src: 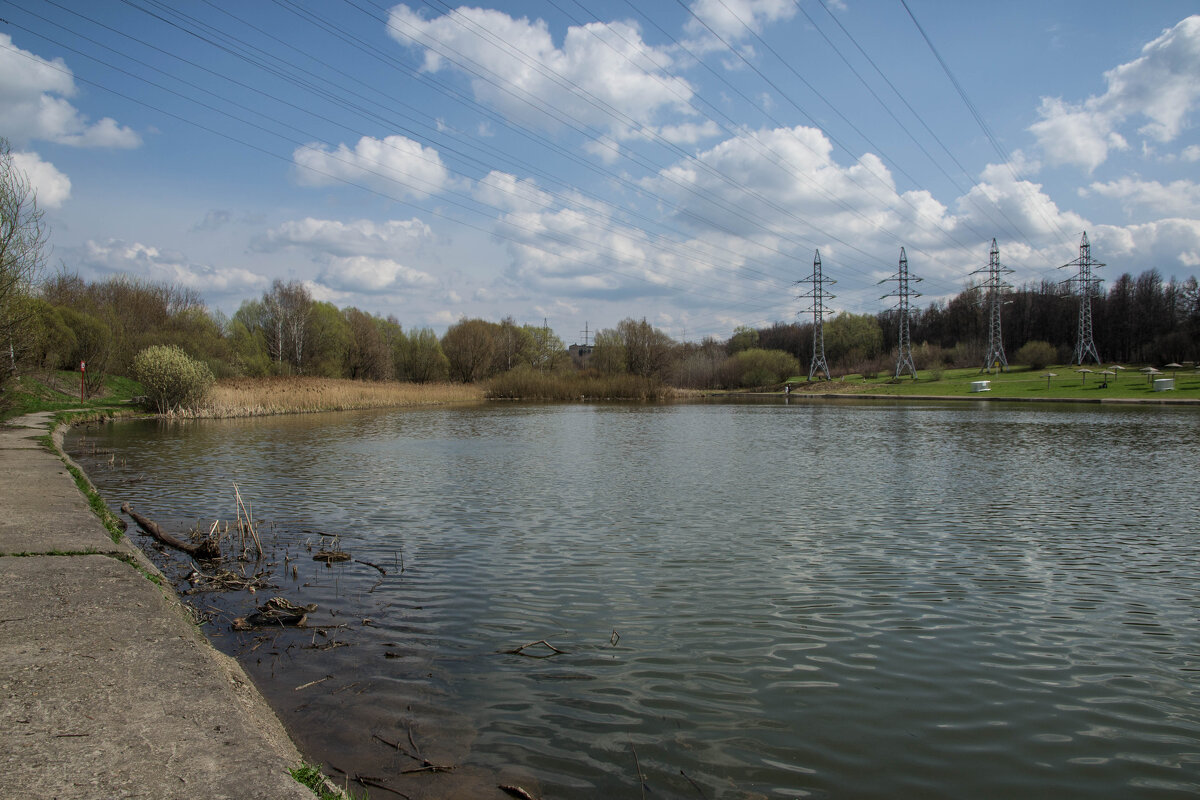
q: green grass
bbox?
[0,370,145,422]
[61,457,127,543]
[786,364,1200,402]
[290,763,361,799]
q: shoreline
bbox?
[0,412,328,799]
[777,390,1200,406]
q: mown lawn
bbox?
[787,365,1200,401]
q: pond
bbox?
[67,400,1200,799]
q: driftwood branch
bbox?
[121,502,220,560]
[371,730,455,773]
[500,639,566,658]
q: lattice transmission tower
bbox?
[879,247,922,379]
[972,239,1014,373]
[1059,232,1104,365]
[796,249,836,381]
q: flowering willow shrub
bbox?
[132,344,214,413]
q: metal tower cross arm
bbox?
[879,246,923,379]
[796,249,837,381]
[972,238,1014,374]
[1059,232,1104,365]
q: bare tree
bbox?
[1,139,49,378]
[261,280,312,372]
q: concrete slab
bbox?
[0,412,52,449]
[0,416,130,556]
[0,448,127,556]
[0,412,317,799]
[0,555,313,800]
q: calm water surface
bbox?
[69,400,1200,799]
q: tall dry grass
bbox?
[486,369,675,401]
[181,377,484,418]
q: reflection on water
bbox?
[69,401,1200,799]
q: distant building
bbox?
[568,343,593,368]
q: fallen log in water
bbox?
[121,502,221,560]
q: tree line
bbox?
[6,264,1196,396]
[4,139,1197,393]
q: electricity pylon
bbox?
[796,249,836,381]
[1060,232,1104,365]
[879,247,922,379]
[972,239,1013,373]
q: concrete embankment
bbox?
[0,412,315,800]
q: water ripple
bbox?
[68,402,1200,799]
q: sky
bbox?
[3,0,1199,344]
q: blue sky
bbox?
[3,1,1199,343]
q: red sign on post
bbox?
[80,361,86,403]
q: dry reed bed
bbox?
[486,370,675,401]
[181,377,484,418]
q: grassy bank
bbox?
[188,376,484,417]
[486,369,675,400]
[786,364,1200,402]
[0,371,144,423]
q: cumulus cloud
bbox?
[647,125,958,251]
[472,171,553,213]
[1092,218,1200,271]
[10,150,71,209]
[683,0,797,48]
[293,135,451,198]
[255,217,437,293]
[76,239,265,292]
[255,217,433,258]
[319,256,437,292]
[386,6,698,141]
[1030,16,1200,170]
[956,160,1088,239]
[0,34,140,149]
[1085,177,1200,217]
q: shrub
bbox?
[728,348,801,388]
[1014,340,1057,370]
[132,344,214,413]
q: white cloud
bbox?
[583,136,621,164]
[654,120,722,145]
[386,6,696,141]
[319,256,437,292]
[1030,16,1200,170]
[255,217,437,295]
[1181,145,1200,162]
[77,239,264,292]
[10,150,70,209]
[1085,177,1200,217]
[0,34,140,149]
[956,160,1088,238]
[1092,218,1200,271]
[293,135,451,198]
[255,217,433,258]
[472,171,553,213]
[647,125,958,250]
[684,0,797,45]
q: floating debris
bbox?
[313,550,351,563]
[232,596,317,630]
